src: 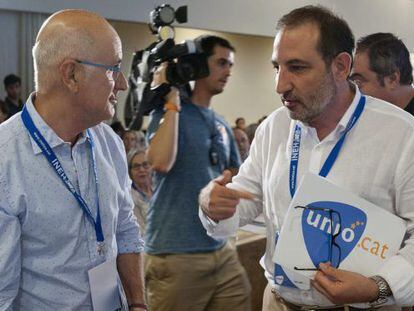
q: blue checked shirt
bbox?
[0,94,144,310]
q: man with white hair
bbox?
[0,10,146,310]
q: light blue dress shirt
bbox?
[0,95,144,310]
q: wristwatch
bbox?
[369,275,392,307]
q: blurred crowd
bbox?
[0,74,24,123]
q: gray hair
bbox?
[127,148,147,172]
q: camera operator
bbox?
[145,35,251,311]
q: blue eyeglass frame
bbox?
[75,59,121,77]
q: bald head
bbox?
[33,9,120,92]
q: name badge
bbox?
[88,258,125,311]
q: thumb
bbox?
[214,169,233,186]
[319,262,343,280]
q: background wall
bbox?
[0,0,413,127]
[0,10,47,101]
[0,10,277,127]
[1,0,413,50]
[0,10,20,99]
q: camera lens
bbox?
[158,26,175,40]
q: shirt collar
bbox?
[336,86,362,134]
[24,93,88,155]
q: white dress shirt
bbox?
[200,88,414,306]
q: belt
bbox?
[271,288,377,311]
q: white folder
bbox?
[273,173,406,283]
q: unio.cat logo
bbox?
[301,201,367,268]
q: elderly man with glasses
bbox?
[0,9,146,311]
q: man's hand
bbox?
[151,62,181,110]
[151,62,168,88]
[199,170,255,222]
[312,262,379,304]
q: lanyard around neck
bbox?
[21,106,104,244]
[289,95,366,198]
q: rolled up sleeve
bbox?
[116,191,145,254]
[115,148,145,254]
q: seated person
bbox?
[3,74,23,117]
[122,130,147,154]
[233,128,250,162]
[128,148,152,234]
[234,117,246,131]
[0,100,7,124]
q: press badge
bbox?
[88,258,124,311]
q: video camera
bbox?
[124,4,210,130]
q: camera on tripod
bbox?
[123,4,210,129]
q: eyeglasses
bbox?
[131,161,150,170]
[293,205,342,271]
[75,59,122,81]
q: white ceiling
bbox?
[1,0,413,50]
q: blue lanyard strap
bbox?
[289,124,302,198]
[21,106,104,243]
[289,95,366,198]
